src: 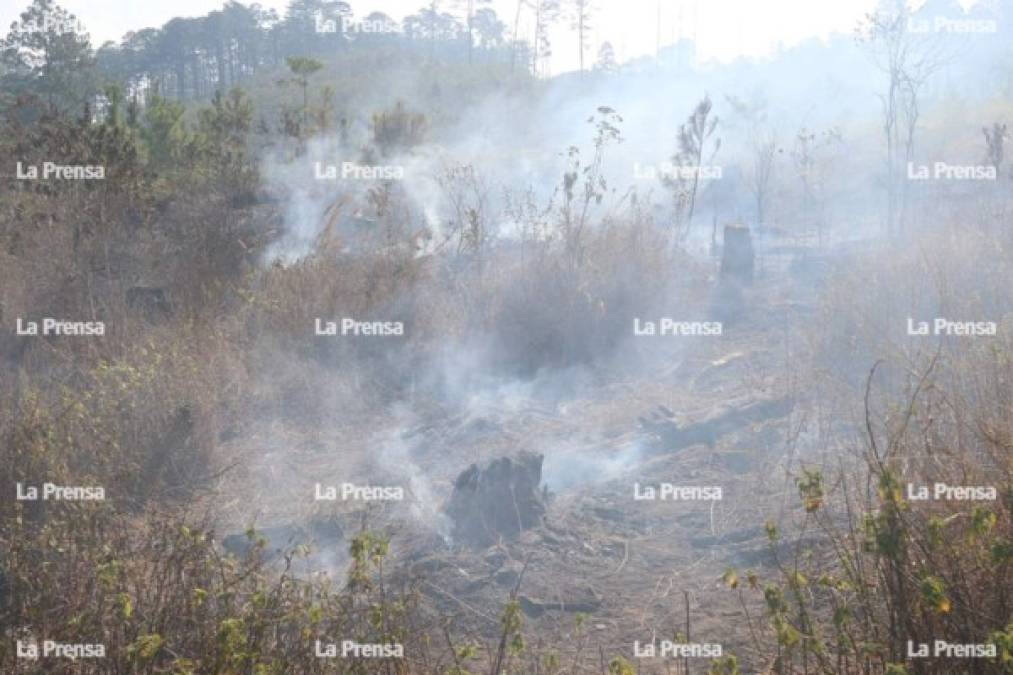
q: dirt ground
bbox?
[207,252,833,673]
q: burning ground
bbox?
[205,250,825,671]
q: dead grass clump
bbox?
[726,226,1013,673]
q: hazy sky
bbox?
[0,0,985,72]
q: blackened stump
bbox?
[444,452,546,548]
[720,224,755,285]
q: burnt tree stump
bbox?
[720,225,755,285]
